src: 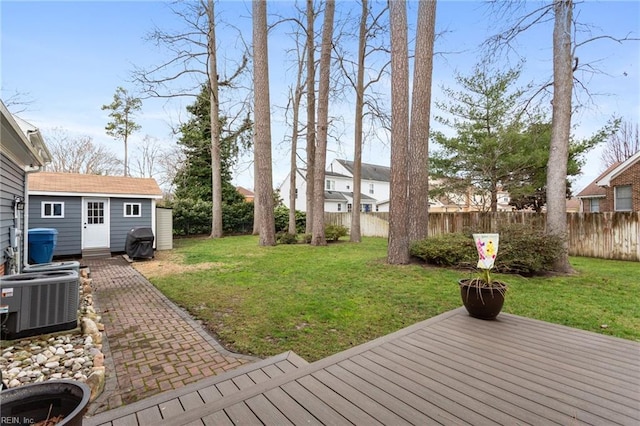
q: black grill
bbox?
[125,227,155,259]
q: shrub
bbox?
[410,226,564,276]
[410,233,476,267]
[495,224,564,275]
[325,224,349,242]
[277,232,299,245]
[274,206,306,233]
[222,202,254,235]
[171,198,212,236]
[171,198,255,236]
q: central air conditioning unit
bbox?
[0,270,79,339]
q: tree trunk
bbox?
[491,184,498,212]
[408,0,436,243]
[252,135,260,235]
[547,0,574,273]
[311,0,335,246]
[289,85,303,235]
[305,0,316,235]
[207,0,223,239]
[124,135,129,177]
[350,0,368,243]
[387,0,410,264]
[253,0,276,246]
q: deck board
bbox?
[85,351,308,426]
[88,309,640,426]
[416,326,639,412]
[263,387,324,425]
[135,407,162,426]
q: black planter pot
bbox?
[0,380,90,426]
[459,278,507,320]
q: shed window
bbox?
[42,202,64,218]
[124,203,142,217]
[615,185,632,211]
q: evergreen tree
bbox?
[101,87,141,177]
[173,84,251,208]
[432,61,613,213]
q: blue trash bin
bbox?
[28,228,58,264]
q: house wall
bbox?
[28,195,82,257]
[27,196,154,256]
[0,153,25,275]
[279,170,308,212]
[110,198,153,252]
[601,162,640,212]
[280,161,392,213]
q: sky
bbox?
[2,0,639,195]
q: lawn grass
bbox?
[144,235,640,362]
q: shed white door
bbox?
[82,198,109,248]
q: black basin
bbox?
[0,380,90,426]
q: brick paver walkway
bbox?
[84,256,257,415]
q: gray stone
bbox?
[86,367,105,402]
[35,353,47,365]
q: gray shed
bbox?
[28,172,163,258]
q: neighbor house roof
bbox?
[595,150,640,187]
[335,160,391,182]
[29,172,163,198]
[1,100,51,167]
[236,186,255,198]
[576,162,621,198]
[324,191,348,201]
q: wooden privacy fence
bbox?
[324,211,640,261]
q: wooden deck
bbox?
[85,351,309,426]
[87,308,640,425]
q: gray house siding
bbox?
[110,198,153,252]
[0,153,25,270]
[28,195,82,257]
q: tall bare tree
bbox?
[132,135,163,179]
[407,0,437,243]
[286,43,307,235]
[253,0,276,246]
[101,86,142,177]
[204,0,224,238]
[311,0,336,246]
[601,120,639,168]
[132,1,250,238]
[305,0,317,235]
[387,0,410,264]
[2,89,34,114]
[156,144,185,195]
[333,0,390,242]
[351,0,369,243]
[486,0,638,273]
[546,0,574,273]
[44,128,121,175]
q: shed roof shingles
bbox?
[29,172,163,197]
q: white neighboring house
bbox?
[279,158,513,213]
[279,159,392,213]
